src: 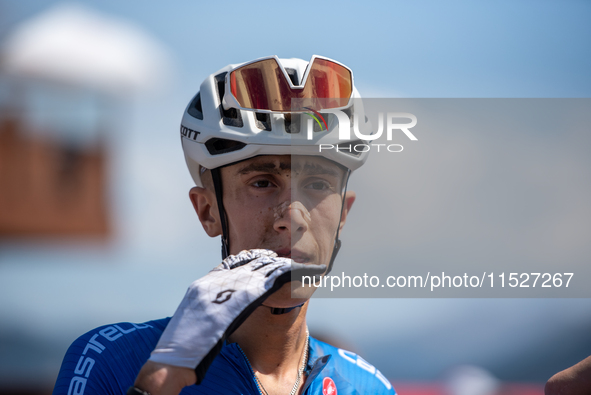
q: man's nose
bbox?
[273,200,310,235]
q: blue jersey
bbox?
[53,318,395,395]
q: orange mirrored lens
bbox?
[302,58,352,110]
[230,58,352,112]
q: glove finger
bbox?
[250,255,290,272]
[290,262,327,277]
[220,249,277,270]
[267,263,326,301]
[263,262,326,287]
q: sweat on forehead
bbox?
[235,155,345,177]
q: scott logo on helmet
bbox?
[181,126,200,141]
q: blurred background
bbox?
[0,1,590,394]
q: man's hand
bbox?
[134,249,325,394]
[545,355,591,395]
[134,361,195,395]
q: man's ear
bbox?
[338,190,356,232]
[189,187,222,237]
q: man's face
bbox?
[190,154,355,308]
[220,155,353,268]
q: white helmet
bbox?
[180,55,369,187]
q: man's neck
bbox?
[228,302,309,391]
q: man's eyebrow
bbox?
[237,162,291,175]
[236,161,342,177]
[297,163,341,177]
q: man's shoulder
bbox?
[52,317,171,395]
[65,317,171,350]
[309,337,396,394]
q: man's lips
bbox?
[275,249,311,264]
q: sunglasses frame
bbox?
[222,54,355,114]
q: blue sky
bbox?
[4,0,590,98]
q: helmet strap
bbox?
[211,168,230,259]
[325,169,351,275]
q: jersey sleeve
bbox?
[52,318,169,395]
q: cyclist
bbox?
[53,55,395,395]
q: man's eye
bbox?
[252,180,273,188]
[306,181,331,191]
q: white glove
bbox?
[148,249,325,383]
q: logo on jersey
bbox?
[323,377,337,395]
[213,289,235,304]
[337,348,392,390]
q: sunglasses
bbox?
[222,55,354,113]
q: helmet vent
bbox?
[337,140,365,157]
[312,113,331,133]
[255,112,271,131]
[205,138,247,155]
[285,68,299,85]
[342,106,354,126]
[215,72,244,127]
[283,114,300,134]
[187,92,203,120]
